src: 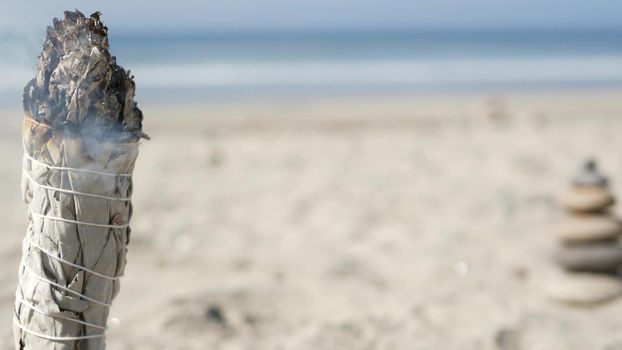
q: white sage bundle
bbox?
[14,10,147,349]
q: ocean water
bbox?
[2,29,622,106]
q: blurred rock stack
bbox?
[548,160,622,305]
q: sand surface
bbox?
[2,90,622,349]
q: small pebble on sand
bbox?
[545,273,622,306]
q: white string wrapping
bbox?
[23,170,131,202]
[16,296,107,331]
[18,134,133,342]
[24,152,133,177]
[26,234,121,281]
[32,212,130,229]
[14,318,105,341]
[21,263,113,308]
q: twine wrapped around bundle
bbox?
[14,10,147,349]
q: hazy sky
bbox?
[2,0,622,35]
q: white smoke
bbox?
[0,2,49,93]
[0,2,49,57]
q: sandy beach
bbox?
[2,89,622,349]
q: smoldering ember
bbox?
[14,10,147,349]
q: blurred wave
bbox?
[2,29,622,106]
[129,56,622,88]
[4,56,622,92]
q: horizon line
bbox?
[102,25,622,38]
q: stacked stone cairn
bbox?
[549,159,622,305]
